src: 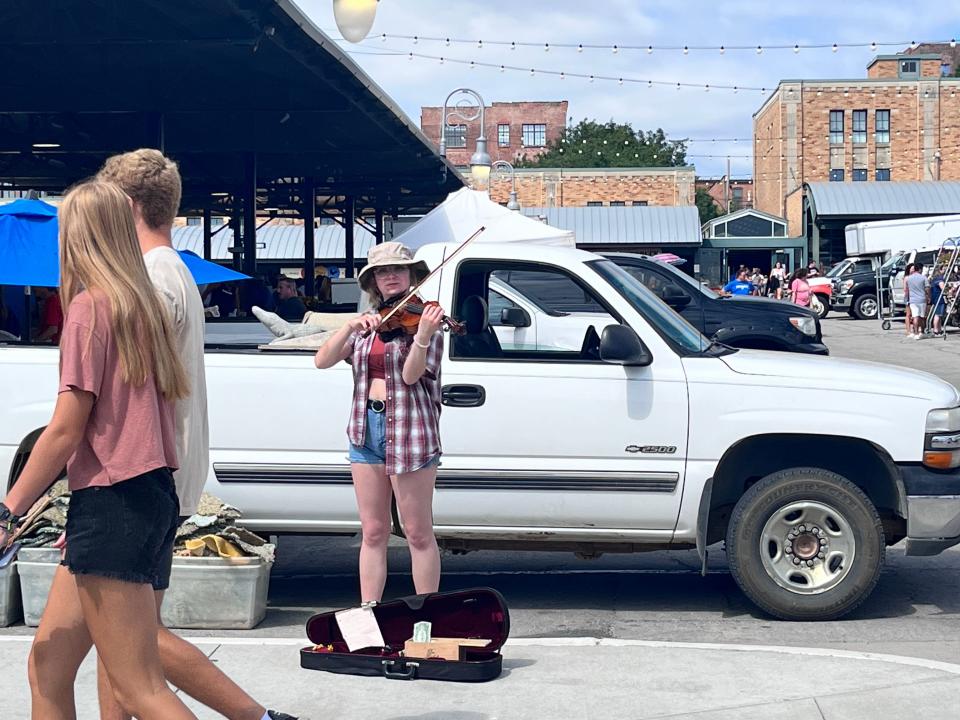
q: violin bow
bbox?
[373,225,487,329]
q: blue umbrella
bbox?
[0,199,250,286]
[175,250,250,284]
[0,199,60,287]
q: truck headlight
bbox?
[840,279,855,292]
[924,407,960,468]
[789,316,817,336]
[925,407,960,433]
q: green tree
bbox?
[515,119,687,168]
[695,187,721,225]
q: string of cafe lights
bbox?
[347,47,771,93]
[356,34,957,55]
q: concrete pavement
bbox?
[1,634,959,718]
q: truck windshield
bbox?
[826,260,852,278]
[588,259,710,354]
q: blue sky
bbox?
[299,0,959,177]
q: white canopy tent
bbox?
[396,188,575,250]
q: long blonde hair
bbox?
[59,181,189,400]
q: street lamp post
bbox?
[438,88,491,186]
[492,160,521,211]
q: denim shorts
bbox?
[63,467,181,590]
[348,407,439,470]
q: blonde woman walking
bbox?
[0,181,195,719]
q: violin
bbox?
[374,293,466,341]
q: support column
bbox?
[344,195,355,278]
[242,153,257,278]
[202,208,212,261]
[303,179,316,298]
[374,207,384,245]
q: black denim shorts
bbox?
[63,467,181,591]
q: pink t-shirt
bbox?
[791,279,811,307]
[58,291,178,491]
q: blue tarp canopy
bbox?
[0,199,249,286]
[0,199,60,286]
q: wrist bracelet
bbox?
[0,518,15,534]
[412,337,430,349]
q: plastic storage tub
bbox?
[161,556,272,630]
[17,547,62,627]
[0,561,23,627]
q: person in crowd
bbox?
[239,276,276,315]
[902,263,915,336]
[33,286,63,344]
[722,270,755,297]
[0,293,21,339]
[750,268,766,296]
[789,268,812,307]
[0,181,195,718]
[904,262,930,339]
[275,276,306,321]
[807,260,820,278]
[930,264,947,337]
[769,262,785,300]
[95,150,298,720]
[201,282,236,318]
[314,241,445,603]
[316,266,333,305]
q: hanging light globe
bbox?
[333,0,380,43]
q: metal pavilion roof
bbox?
[805,182,960,218]
[0,0,462,216]
[521,206,702,246]
[171,223,375,262]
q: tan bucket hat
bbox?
[357,241,430,292]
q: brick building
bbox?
[753,52,960,235]
[488,167,695,208]
[419,101,567,166]
[696,176,754,213]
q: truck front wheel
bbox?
[853,293,878,320]
[726,468,884,620]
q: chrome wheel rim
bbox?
[759,500,856,595]
[860,298,878,317]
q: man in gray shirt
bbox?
[905,263,930,339]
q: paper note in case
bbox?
[335,607,385,652]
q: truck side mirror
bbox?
[600,325,653,366]
[499,307,531,328]
[661,286,692,310]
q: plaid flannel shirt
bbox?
[347,329,443,475]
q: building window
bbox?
[630,200,649,206]
[586,201,603,207]
[445,124,467,148]
[497,124,510,147]
[522,123,547,147]
[609,201,626,206]
[186,216,201,226]
[899,59,919,79]
[852,168,868,181]
[830,169,844,182]
[876,168,891,181]
[829,110,844,145]
[211,217,225,227]
[852,110,867,144]
[875,110,890,144]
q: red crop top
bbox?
[367,333,386,379]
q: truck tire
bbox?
[853,293,878,320]
[813,295,829,320]
[725,467,884,621]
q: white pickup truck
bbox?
[4,241,960,621]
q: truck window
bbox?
[487,290,520,326]
[492,269,605,314]
[617,264,691,302]
[452,261,617,362]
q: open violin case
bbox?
[300,587,509,682]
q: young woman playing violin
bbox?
[314,241,448,603]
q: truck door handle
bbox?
[441,384,486,408]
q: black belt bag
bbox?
[367,399,386,413]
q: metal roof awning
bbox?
[0,0,463,216]
[522,206,702,246]
[805,182,960,219]
[172,223,375,262]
